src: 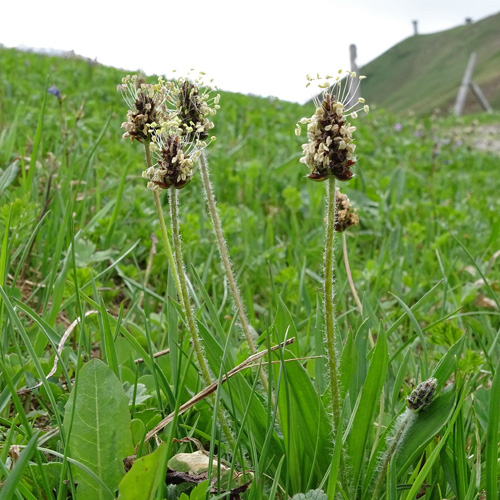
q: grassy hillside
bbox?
[0,46,500,499]
[360,11,500,115]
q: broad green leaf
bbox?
[273,348,332,493]
[118,442,168,500]
[64,359,134,500]
[339,328,357,399]
[346,331,388,492]
[189,481,210,500]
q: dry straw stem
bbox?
[342,232,363,315]
[342,232,375,348]
[18,310,99,394]
[144,338,295,443]
[199,153,270,393]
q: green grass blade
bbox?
[485,359,500,498]
[26,76,48,199]
[0,431,40,500]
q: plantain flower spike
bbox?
[296,71,368,182]
[117,75,168,142]
[163,72,220,144]
[335,189,359,232]
[142,131,211,191]
[407,377,438,412]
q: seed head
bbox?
[142,132,207,191]
[407,377,438,412]
[117,75,167,142]
[296,72,368,182]
[164,73,220,142]
[335,189,359,232]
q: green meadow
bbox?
[0,46,499,499]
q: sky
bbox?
[1,0,499,103]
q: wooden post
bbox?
[454,52,476,116]
[470,82,493,113]
[454,52,493,115]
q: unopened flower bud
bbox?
[407,378,438,412]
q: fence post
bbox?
[470,82,493,113]
[454,52,476,116]
[454,53,492,115]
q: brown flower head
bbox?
[117,75,167,142]
[142,132,204,191]
[335,189,359,232]
[407,377,438,412]
[296,71,369,182]
[164,73,220,142]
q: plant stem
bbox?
[169,187,237,452]
[144,144,183,303]
[325,176,341,431]
[199,153,270,393]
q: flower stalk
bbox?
[169,187,237,451]
[199,152,270,393]
[296,72,369,430]
[325,176,342,430]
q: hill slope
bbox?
[360,11,500,115]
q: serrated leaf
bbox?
[118,442,168,500]
[291,489,327,500]
[457,349,485,374]
[432,334,465,390]
[428,322,463,348]
[124,382,152,406]
[64,359,134,500]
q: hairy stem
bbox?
[325,176,341,431]
[169,187,237,452]
[143,143,183,302]
[199,153,270,393]
[371,411,415,498]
